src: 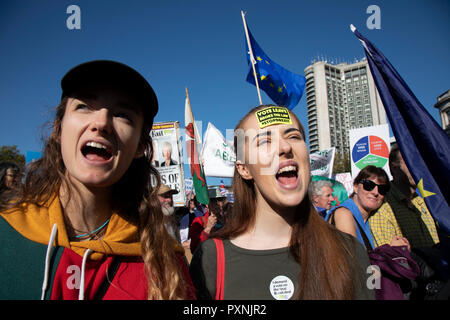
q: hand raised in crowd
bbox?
[203,212,217,234]
[181,240,191,249]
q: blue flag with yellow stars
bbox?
[245,27,305,110]
[352,25,450,236]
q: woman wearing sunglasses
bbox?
[329,165,408,250]
[328,166,421,300]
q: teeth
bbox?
[86,141,108,150]
[277,165,297,174]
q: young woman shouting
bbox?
[0,60,194,300]
[190,105,373,300]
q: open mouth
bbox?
[81,141,113,162]
[275,164,298,186]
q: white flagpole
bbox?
[350,24,374,59]
[241,10,263,105]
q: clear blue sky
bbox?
[1,0,449,186]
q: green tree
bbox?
[333,151,351,174]
[0,145,25,167]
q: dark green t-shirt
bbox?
[189,234,374,300]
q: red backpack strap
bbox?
[213,238,225,300]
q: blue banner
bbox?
[352,26,450,236]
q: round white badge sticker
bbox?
[269,275,294,300]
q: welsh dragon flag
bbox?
[185,89,209,205]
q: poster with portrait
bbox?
[150,121,186,207]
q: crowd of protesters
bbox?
[0,60,448,300]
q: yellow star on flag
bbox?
[269,83,275,88]
[256,56,262,62]
[417,179,436,198]
[260,75,267,80]
[278,86,283,93]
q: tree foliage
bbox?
[333,151,351,174]
[0,145,25,167]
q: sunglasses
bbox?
[360,179,390,196]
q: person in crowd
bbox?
[151,140,160,167]
[161,141,177,166]
[328,165,422,300]
[369,145,449,299]
[369,144,439,249]
[0,60,194,300]
[328,165,396,249]
[189,105,373,300]
[178,196,204,263]
[157,184,181,243]
[212,199,231,232]
[189,189,227,255]
[206,188,228,231]
[329,165,412,250]
[0,161,23,198]
[309,179,335,219]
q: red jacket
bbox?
[189,211,212,255]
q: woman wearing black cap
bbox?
[0,60,195,300]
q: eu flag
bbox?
[351,25,450,236]
[245,27,305,110]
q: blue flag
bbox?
[245,27,305,110]
[352,25,450,236]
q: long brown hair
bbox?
[1,97,192,300]
[214,105,355,300]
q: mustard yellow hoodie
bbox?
[0,194,189,300]
[1,194,184,259]
[1,194,144,260]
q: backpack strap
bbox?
[213,238,225,300]
[353,217,373,251]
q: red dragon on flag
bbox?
[185,89,209,205]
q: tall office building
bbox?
[434,89,450,136]
[304,58,387,155]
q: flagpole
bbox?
[241,10,263,105]
[350,24,373,59]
